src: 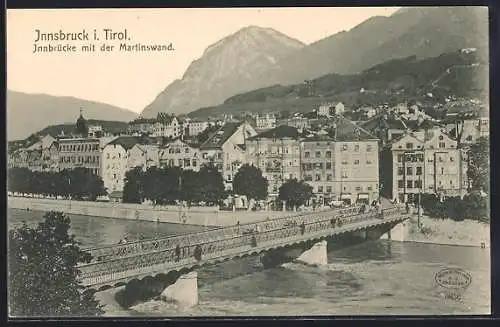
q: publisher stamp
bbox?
[435,268,472,301]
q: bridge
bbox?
[79,205,409,307]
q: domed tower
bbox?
[75,107,88,137]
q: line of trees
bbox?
[123,164,226,206]
[417,193,488,223]
[8,167,106,201]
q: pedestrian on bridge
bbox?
[175,244,181,262]
[194,245,203,261]
[300,222,305,235]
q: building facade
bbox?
[127,144,160,171]
[101,137,140,193]
[159,138,201,171]
[58,138,101,176]
[200,121,257,190]
[246,126,302,196]
[301,136,379,205]
[390,128,468,203]
[188,120,210,136]
[255,114,277,130]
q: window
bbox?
[226,164,230,170]
[184,159,191,167]
[315,151,321,158]
[441,167,444,175]
[367,160,372,165]
[185,148,189,153]
[416,167,422,175]
[326,186,332,193]
[354,145,359,152]
[341,170,348,178]
[305,151,310,158]
[407,167,413,175]
[367,144,372,152]
[439,142,446,148]
[341,160,348,165]
[406,143,413,149]
[107,153,110,159]
[192,160,197,167]
[326,151,332,158]
[367,186,373,191]
[327,174,332,181]
[397,154,403,162]
[342,144,348,151]
[227,175,231,181]
[354,160,360,165]
[398,167,404,175]
[304,175,312,181]
[318,186,324,193]
[450,157,454,162]
[415,180,422,189]
[355,186,361,191]
[326,162,332,169]
[407,180,413,189]
[315,174,321,181]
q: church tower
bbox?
[75,107,88,137]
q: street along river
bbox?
[8,209,490,316]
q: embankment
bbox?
[383,214,490,247]
[8,196,292,227]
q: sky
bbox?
[7,7,400,113]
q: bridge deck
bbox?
[80,205,409,289]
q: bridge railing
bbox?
[84,204,375,262]
[79,206,406,283]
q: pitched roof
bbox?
[200,122,242,149]
[107,136,141,151]
[361,113,407,132]
[249,125,301,140]
[331,115,378,141]
[403,119,438,131]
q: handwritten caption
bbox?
[32,29,175,54]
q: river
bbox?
[8,209,491,316]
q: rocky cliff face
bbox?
[141,26,304,117]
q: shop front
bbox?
[356,193,370,205]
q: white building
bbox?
[151,115,181,138]
[88,125,103,138]
[101,136,140,193]
[255,114,277,130]
[318,102,345,117]
[188,120,210,136]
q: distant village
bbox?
[8,96,489,207]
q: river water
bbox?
[8,209,491,316]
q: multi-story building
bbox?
[200,121,257,190]
[58,137,101,176]
[301,117,379,205]
[129,117,156,135]
[246,125,303,197]
[188,119,210,136]
[151,114,181,138]
[159,138,201,171]
[283,116,311,131]
[127,143,160,171]
[101,136,140,193]
[389,127,468,203]
[255,114,277,130]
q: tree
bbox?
[233,164,268,206]
[278,178,313,210]
[198,163,226,205]
[467,137,489,193]
[8,211,103,317]
[123,167,144,204]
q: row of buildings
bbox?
[9,99,488,205]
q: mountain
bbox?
[187,49,488,118]
[262,6,489,86]
[7,90,138,141]
[140,26,305,117]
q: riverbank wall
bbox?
[382,214,490,248]
[8,196,291,227]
